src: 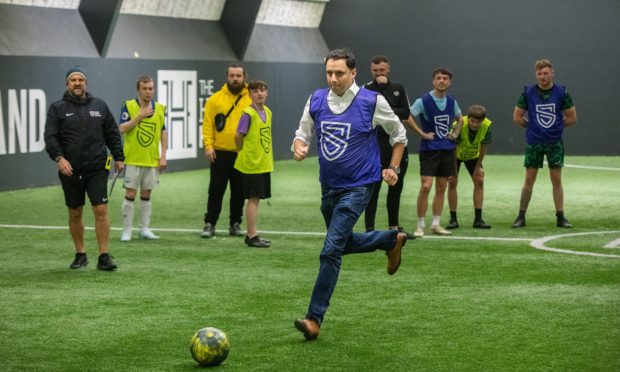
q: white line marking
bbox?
[603,238,620,249]
[563,163,620,171]
[530,231,620,258]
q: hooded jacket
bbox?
[44,91,124,173]
[202,83,251,152]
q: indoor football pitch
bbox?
[0,155,618,371]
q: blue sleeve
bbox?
[119,102,130,124]
[454,100,462,117]
[410,98,425,119]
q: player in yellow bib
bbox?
[446,105,492,229]
[118,75,168,241]
[234,80,273,247]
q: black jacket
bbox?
[365,79,411,141]
[44,91,124,173]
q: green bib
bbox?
[234,105,273,174]
[123,100,166,167]
[456,117,491,161]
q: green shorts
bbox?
[524,141,564,168]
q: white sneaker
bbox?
[414,226,425,238]
[120,228,132,242]
[431,225,452,235]
[138,229,160,240]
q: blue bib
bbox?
[419,93,456,151]
[524,84,565,144]
[309,88,381,188]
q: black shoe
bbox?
[201,223,215,238]
[512,217,526,228]
[97,254,117,271]
[473,220,491,229]
[246,235,270,248]
[69,253,88,269]
[244,235,271,244]
[394,226,416,240]
[446,220,459,229]
[557,218,573,228]
[229,222,243,237]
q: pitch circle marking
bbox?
[530,230,620,258]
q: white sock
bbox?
[431,215,441,227]
[417,217,425,228]
[122,198,134,231]
[139,198,152,230]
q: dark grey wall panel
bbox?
[0,4,98,57]
[221,0,263,59]
[78,0,122,56]
[105,14,237,61]
[0,56,324,190]
[244,25,329,62]
[321,0,620,155]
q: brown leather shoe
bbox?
[387,232,407,275]
[294,317,320,340]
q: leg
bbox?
[386,152,407,228]
[472,169,484,210]
[245,197,259,238]
[549,167,563,211]
[92,204,110,255]
[229,166,245,227]
[417,176,433,219]
[138,189,159,239]
[68,207,85,253]
[364,180,382,231]
[121,188,137,241]
[431,176,449,219]
[519,167,539,212]
[204,152,229,226]
[306,186,372,325]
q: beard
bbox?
[227,82,243,95]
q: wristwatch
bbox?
[388,165,401,174]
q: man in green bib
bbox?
[446,105,492,229]
[118,75,168,241]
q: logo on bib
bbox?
[434,115,450,138]
[320,121,351,161]
[260,127,271,153]
[535,104,556,128]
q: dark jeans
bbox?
[306,184,399,325]
[204,150,244,227]
[365,145,409,230]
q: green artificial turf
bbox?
[0,155,618,371]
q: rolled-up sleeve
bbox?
[373,95,407,147]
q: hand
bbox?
[139,104,154,119]
[57,157,73,176]
[382,168,398,186]
[423,132,435,141]
[114,161,124,173]
[294,143,309,161]
[205,148,216,163]
[376,76,388,85]
[159,157,167,171]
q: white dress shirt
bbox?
[294,82,408,147]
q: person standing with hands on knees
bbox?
[118,75,168,241]
[44,66,124,271]
[512,59,577,228]
[446,105,493,229]
[292,49,409,341]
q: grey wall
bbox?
[321,0,620,155]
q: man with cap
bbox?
[44,66,125,271]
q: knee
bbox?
[92,205,109,221]
[68,207,83,222]
[125,188,137,199]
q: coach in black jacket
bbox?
[364,55,413,236]
[44,66,124,271]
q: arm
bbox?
[563,107,577,128]
[44,104,74,176]
[202,98,217,162]
[292,96,314,161]
[449,115,463,140]
[374,95,407,185]
[382,142,404,186]
[474,144,487,177]
[159,129,168,171]
[118,102,153,134]
[235,133,244,152]
[513,107,528,128]
[404,115,435,140]
[103,105,125,172]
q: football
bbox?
[189,327,230,366]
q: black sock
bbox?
[450,211,457,221]
[475,208,482,221]
[76,252,86,257]
[556,211,565,220]
[518,210,526,219]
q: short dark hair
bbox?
[247,80,268,91]
[226,63,246,77]
[467,105,487,120]
[324,48,356,69]
[136,75,154,90]
[371,55,389,65]
[432,67,453,79]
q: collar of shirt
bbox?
[327,82,359,114]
